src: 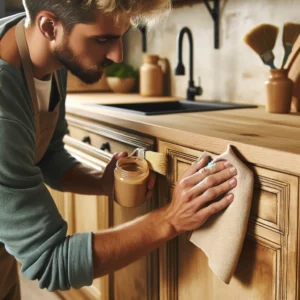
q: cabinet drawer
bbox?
[159,141,298,235]
[66,114,155,155]
[68,125,137,154]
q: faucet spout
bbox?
[176,27,194,85]
[175,27,202,101]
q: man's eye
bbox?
[96,38,108,43]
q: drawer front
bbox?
[68,125,137,154]
[66,114,155,155]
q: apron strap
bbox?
[53,71,62,105]
[15,19,62,138]
[15,19,39,117]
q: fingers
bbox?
[115,151,128,159]
[166,157,238,235]
[195,193,234,224]
[181,156,210,178]
[187,163,237,199]
[192,177,236,211]
[187,160,232,187]
[110,151,128,164]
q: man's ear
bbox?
[36,12,60,41]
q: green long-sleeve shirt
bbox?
[0,14,93,291]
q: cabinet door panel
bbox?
[158,141,299,300]
[177,234,277,300]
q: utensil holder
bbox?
[265,69,293,114]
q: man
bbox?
[0,0,237,298]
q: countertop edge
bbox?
[66,103,300,175]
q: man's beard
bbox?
[54,40,113,84]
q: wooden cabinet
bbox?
[48,115,158,300]
[158,141,299,300]
[49,111,300,299]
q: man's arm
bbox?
[92,157,237,278]
[59,153,125,196]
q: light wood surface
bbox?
[55,96,300,299]
[66,93,300,174]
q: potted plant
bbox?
[106,62,138,93]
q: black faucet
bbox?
[175,27,202,101]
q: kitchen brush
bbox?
[281,22,300,68]
[243,23,279,69]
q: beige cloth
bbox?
[0,245,20,300]
[189,145,254,284]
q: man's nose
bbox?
[106,39,123,63]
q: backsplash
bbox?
[124,0,300,105]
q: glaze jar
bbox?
[265,69,293,113]
[114,156,149,207]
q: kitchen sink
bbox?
[88,100,256,115]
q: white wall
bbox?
[124,0,300,105]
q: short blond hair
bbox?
[95,0,172,26]
[23,0,171,30]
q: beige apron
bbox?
[0,19,62,299]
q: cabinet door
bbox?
[158,141,299,300]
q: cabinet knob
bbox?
[82,136,91,144]
[100,142,111,153]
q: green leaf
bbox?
[106,62,138,78]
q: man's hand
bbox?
[92,156,237,278]
[164,156,237,236]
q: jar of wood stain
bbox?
[114,156,149,207]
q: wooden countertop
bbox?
[66,93,300,174]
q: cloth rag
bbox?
[189,145,254,284]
